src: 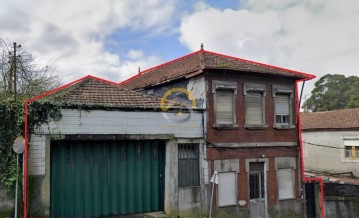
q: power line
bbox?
[302,141,346,150]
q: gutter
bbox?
[296,75,325,218]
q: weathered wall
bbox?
[206,73,299,144]
[325,197,359,218]
[28,109,206,217]
[139,76,206,109]
[0,182,14,218]
[207,147,303,217]
[302,131,359,177]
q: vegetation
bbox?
[0,39,61,198]
[303,74,359,112]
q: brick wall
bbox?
[205,72,299,143]
[208,146,300,207]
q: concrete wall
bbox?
[139,76,206,109]
[303,131,359,177]
[28,108,207,217]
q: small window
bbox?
[215,90,235,125]
[212,80,237,128]
[178,143,200,187]
[275,94,290,124]
[275,157,296,200]
[277,169,294,199]
[218,172,237,206]
[345,146,359,159]
[244,83,266,128]
[273,85,294,129]
[246,92,263,125]
[344,139,359,159]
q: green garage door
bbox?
[51,140,165,218]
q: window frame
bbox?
[275,157,296,200]
[178,143,200,187]
[344,139,359,160]
[244,83,268,129]
[212,80,238,129]
[272,85,295,129]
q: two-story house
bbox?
[121,48,315,217]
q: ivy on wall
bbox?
[0,99,62,194]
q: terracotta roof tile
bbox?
[121,50,315,89]
[301,108,359,130]
[43,77,182,109]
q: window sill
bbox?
[245,124,268,130]
[273,124,295,129]
[341,159,359,163]
[213,124,239,129]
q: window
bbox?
[212,80,237,128]
[275,157,296,200]
[277,169,294,199]
[244,83,267,128]
[178,143,200,187]
[344,139,359,159]
[273,85,294,129]
[218,172,237,206]
[275,94,290,124]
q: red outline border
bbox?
[296,79,325,218]
[23,75,119,218]
[119,49,315,85]
[23,51,321,218]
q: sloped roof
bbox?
[120,49,315,89]
[301,108,359,130]
[41,76,182,109]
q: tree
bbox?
[0,38,60,100]
[303,74,359,112]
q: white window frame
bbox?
[344,139,359,160]
[275,157,296,200]
[272,85,295,129]
[244,83,267,129]
[212,80,238,128]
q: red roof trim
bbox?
[202,50,316,80]
[119,50,202,85]
[119,49,316,86]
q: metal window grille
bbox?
[249,172,264,199]
[178,143,200,187]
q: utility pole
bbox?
[13,42,17,101]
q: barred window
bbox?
[178,143,200,187]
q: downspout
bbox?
[296,77,325,218]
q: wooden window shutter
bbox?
[246,92,263,124]
[275,94,290,115]
[277,169,294,199]
[215,90,234,124]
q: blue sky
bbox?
[1,0,359,97]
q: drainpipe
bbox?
[296,77,325,218]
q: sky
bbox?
[1,0,359,99]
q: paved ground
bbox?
[106,212,169,218]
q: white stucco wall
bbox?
[29,109,205,175]
[302,131,359,177]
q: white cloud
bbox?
[0,0,176,83]
[179,0,359,97]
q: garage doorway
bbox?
[50,140,165,218]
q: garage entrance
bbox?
[50,140,165,218]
